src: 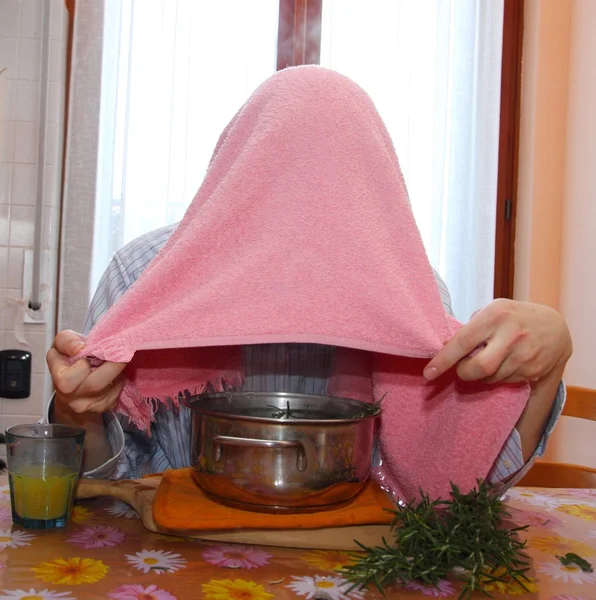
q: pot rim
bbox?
[182,391,381,425]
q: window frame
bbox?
[494,0,523,299]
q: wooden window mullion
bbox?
[494,0,524,299]
[277,0,322,69]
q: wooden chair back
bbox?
[516,386,596,488]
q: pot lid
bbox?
[183,392,381,423]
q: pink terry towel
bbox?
[79,66,529,501]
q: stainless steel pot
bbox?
[184,392,380,513]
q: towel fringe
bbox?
[115,370,245,432]
[164,370,245,404]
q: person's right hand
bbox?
[46,329,127,414]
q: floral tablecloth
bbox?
[0,479,595,599]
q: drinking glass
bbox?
[6,424,85,529]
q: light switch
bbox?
[0,350,32,399]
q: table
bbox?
[0,479,595,599]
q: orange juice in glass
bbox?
[6,424,85,529]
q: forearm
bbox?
[51,397,114,471]
[515,362,566,462]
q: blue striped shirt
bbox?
[76,223,565,488]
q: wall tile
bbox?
[0,2,21,38]
[20,0,43,40]
[12,163,37,206]
[4,78,17,122]
[1,0,68,421]
[50,0,64,41]
[0,163,12,205]
[17,38,41,81]
[0,204,9,244]
[0,245,7,287]
[0,289,7,332]
[3,301,35,341]
[2,373,46,417]
[4,306,54,342]
[9,331,49,375]
[3,327,22,347]
[1,121,15,163]
[15,79,40,122]
[8,204,35,246]
[7,247,24,289]
[0,37,19,76]
[1,414,42,433]
[13,121,38,163]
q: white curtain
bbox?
[320,0,504,320]
[59,0,106,330]
[91,0,279,292]
[62,0,504,327]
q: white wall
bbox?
[514,0,571,311]
[559,0,596,387]
[515,0,596,388]
[0,0,68,426]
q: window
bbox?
[93,0,279,289]
[93,0,517,321]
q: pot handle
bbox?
[212,435,307,472]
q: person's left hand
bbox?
[423,299,572,384]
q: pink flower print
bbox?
[0,504,12,523]
[550,596,594,600]
[404,580,456,597]
[558,489,596,499]
[201,544,272,569]
[108,584,177,600]
[509,508,563,529]
[67,525,126,549]
[0,484,11,503]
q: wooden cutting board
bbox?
[76,476,393,550]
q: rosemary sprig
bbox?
[557,552,593,572]
[352,403,382,419]
[267,401,293,419]
[352,394,385,419]
[339,480,530,600]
